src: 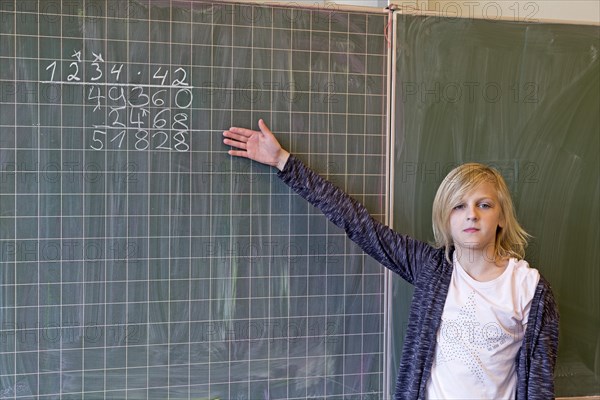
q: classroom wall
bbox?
[238,1,600,24]
[428,0,600,24]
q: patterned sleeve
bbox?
[529,279,560,399]
[277,154,435,284]
[518,276,560,399]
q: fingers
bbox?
[226,126,257,138]
[223,137,246,150]
[223,129,249,144]
[226,119,270,138]
[228,149,250,158]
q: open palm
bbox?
[223,119,290,170]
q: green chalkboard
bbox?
[0,1,389,398]
[392,13,600,397]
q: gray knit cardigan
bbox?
[278,155,559,400]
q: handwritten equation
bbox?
[43,50,193,152]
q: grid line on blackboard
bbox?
[34,5,40,397]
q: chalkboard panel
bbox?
[392,13,600,397]
[0,1,388,398]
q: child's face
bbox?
[449,181,504,256]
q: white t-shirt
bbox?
[425,257,540,399]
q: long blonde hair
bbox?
[432,163,530,263]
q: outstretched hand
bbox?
[223,119,290,171]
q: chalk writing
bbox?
[43,51,193,152]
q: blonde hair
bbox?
[432,163,530,263]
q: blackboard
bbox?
[0,1,389,398]
[391,13,600,397]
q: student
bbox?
[223,119,559,400]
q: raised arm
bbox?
[223,119,290,171]
[223,120,437,284]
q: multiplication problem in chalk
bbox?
[43,50,194,152]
